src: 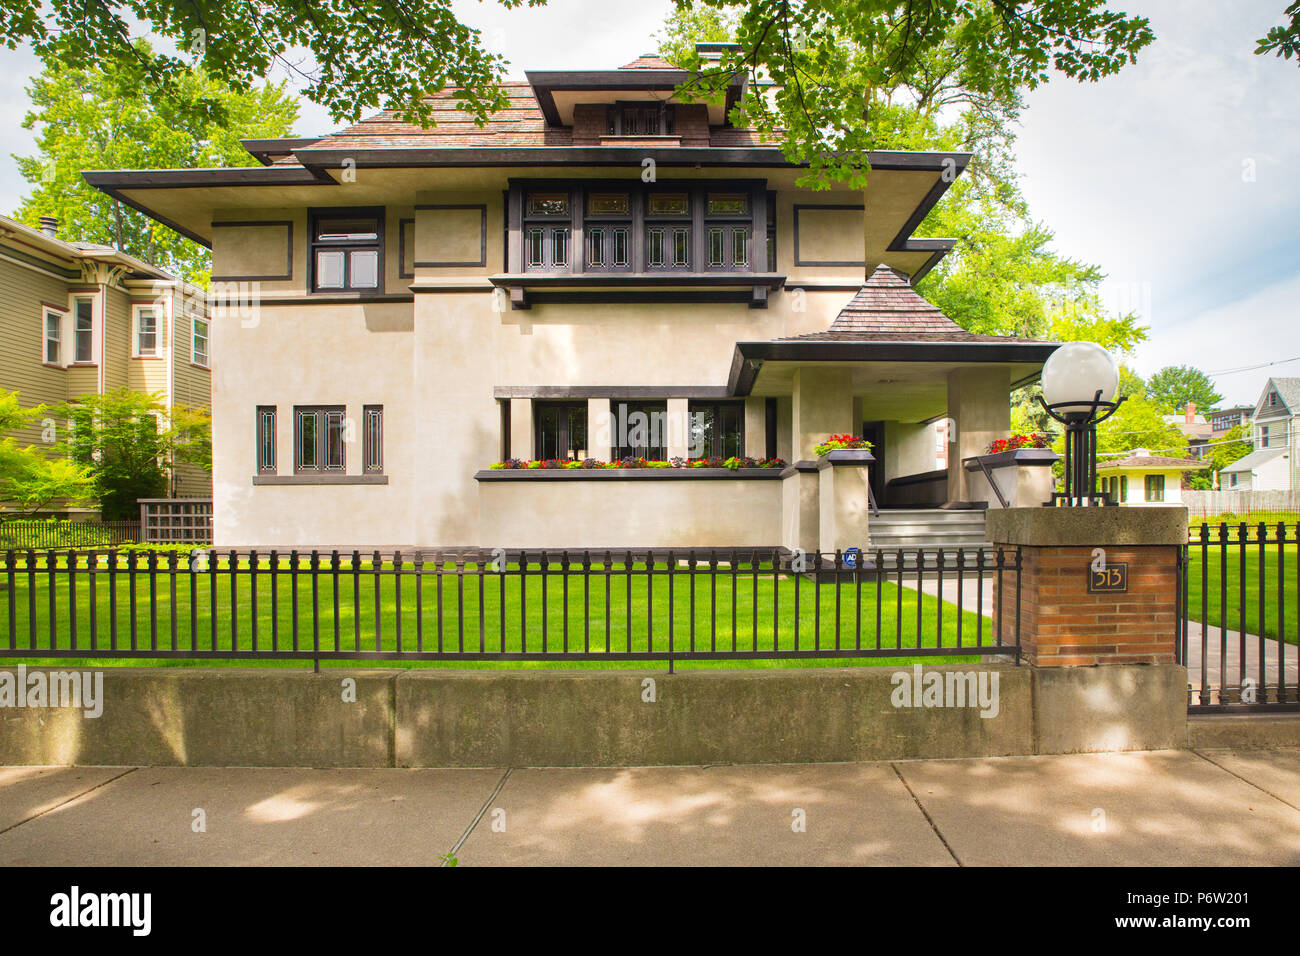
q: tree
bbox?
[54,390,211,521]
[1145,365,1223,414]
[13,40,299,283]
[1093,394,1188,459]
[0,390,95,522]
[665,0,1153,187]
[1257,2,1300,62]
[0,0,529,129]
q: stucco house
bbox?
[0,213,211,498]
[1097,449,1194,506]
[85,49,1059,552]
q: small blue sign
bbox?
[844,547,861,570]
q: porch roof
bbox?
[728,264,1059,396]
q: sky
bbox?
[0,0,1295,408]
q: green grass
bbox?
[0,554,1004,669]
[1188,513,1300,533]
[1185,540,1298,643]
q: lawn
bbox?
[0,553,1007,669]
[1184,538,1298,644]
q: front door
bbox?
[861,420,886,508]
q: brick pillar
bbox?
[988,507,1187,667]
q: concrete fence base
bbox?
[0,664,1193,768]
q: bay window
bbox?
[73,298,94,363]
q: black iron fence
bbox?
[0,520,143,550]
[0,547,1021,668]
[1182,522,1300,712]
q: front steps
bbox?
[867,508,990,551]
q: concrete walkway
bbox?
[0,749,1297,866]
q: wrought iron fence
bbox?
[0,547,1021,669]
[1182,522,1300,712]
[0,520,143,550]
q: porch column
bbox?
[744,397,766,459]
[945,366,1009,504]
[791,368,854,462]
[666,398,689,460]
[587,398,610,460]
[509,398,533,460]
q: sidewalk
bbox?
[0,749,1297,866]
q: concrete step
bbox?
[868,508,988,550]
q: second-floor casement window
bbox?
[534,402,587,461]
[310,209,382,292]
[73,298,94,363]
[256,406,276,474]
[523,191,571,271]
[133,305,161,357]
[606,103,674,136]
[688,401,745,459]
[513,182,768,277]
[43,308,62,364]
[294,405,346,474]
[363,405,384,473]
[1144,474,1166,503]
[612,401,667,460]
[192,317,209,367]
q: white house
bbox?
[1097,449,1194,506]
[1219,447,1289,491]
[1215,377,1300,492]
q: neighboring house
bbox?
[1218,447,1289,491]
[1097,449,1194,506]
[85,48,1058,550]
[1237,377,1300,491]
[1163,403,1211,459]
[1210,405,1252,437]
[0,214,212,498]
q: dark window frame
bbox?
[510,179,767,276]
[256,406,277,475]
[363,405,384,474]
[1144,473,1166,503]
[308,206,385,293]
[688,400,746,459]
[606,102,675,137]
[293,404,346,474]
[611,401,668,461]
[534,401,588,461]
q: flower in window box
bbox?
[812,434,873,456]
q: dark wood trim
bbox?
[209,219,293,281]
[245,293,415,306]
[474,467,783,482]
[494,385,732,400]
[0,243,80,280]
[778,460,819,477]
[411,204,488,268]
[728,340,1060,395]
[962,448,1058,471]
[40,300,69,313]
[410,286,493,295]
[240,137,321,166]
[253,474,389,486]
[490,272,784,288]
[792,204,865,268]
[397,217,415,279]
[307,205,385,293]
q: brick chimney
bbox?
[1185,402,1196,423]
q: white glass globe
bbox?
[1041,341,1119,414]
